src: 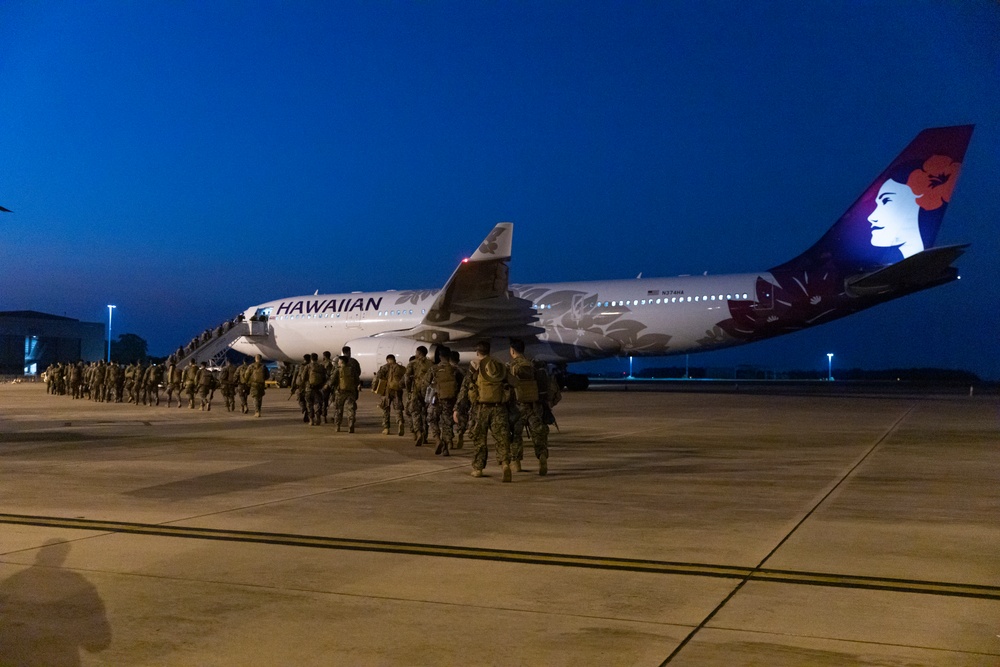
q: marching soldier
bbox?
[247,354,269,417]
[236,358,251,414]
[306,353,328,426]
[196,361,215,410]
[330,351,361,432]
[507,339,549,476]
[456,341,513,482]
[430,346,461,456]
[372,354,406,436]
[404,346,433,446]
[165,361,183,408]
[218,359,239,412]
[182,360,199,409]
[146,362,164,406]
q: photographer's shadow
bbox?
[0,539,111,666]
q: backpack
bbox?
[511,359,539,402]
[308,363,327,388]
[476,356,507,404]
[435,364,458,400]
[338,362,359,391]
[251,364,267,384]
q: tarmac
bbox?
[0,382,998,666]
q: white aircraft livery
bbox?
[231,125,973,379]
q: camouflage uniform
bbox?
[182,361,199,408]
[320,352,336,423]
[69,362,84,399]
[165,362,183,407]
[430,355,461,456]
[330,356,360,432]
[218,360,238,412]
[146,363,164,406]
[373,356,406,435]
[306,355,328,426]
[236,360,251,414]
[196,363,215,410]
[292,357,311,423]
[404,349,433,446]
[457,349,513,481]
[247,356,269,416]
[508,352,550,475]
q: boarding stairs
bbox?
[172,320,269,368]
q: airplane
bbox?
[229,125,973,379]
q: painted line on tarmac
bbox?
[2,512,999,602]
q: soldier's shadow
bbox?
[0,538,112,667]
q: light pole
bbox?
[827,353,833,381]
[107,305,116,362]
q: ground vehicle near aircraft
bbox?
[222,126,972,379]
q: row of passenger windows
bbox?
[534,294,750,310]
[275,310,428,321]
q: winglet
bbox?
[468,222,513,262]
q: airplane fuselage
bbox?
[230,270,827,377]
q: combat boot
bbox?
[454,433,463,449]
[539,454,548,476]
[502,462,512,483]
[434,442,444,455]
[349,423,355,433]
[512,460,522,472]
[471,468,483,478]
[398,423,405,436]
[382,428,389,435]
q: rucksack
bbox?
[435,364,458,400]
[476,357,507,404]
[511,359,539,402]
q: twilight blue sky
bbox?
[2,2,999,377]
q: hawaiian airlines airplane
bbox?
[231,126,973,379]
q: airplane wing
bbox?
[393,223,542,344]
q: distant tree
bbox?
[110,333,148,364]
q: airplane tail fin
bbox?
[773,125,973,275]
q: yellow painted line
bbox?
[3,513,999,600]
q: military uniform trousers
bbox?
[511,401,549,462]
[471,403,512,471]
[335,389,359,427]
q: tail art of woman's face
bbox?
[867,155,961,260]
[868,179,923,257]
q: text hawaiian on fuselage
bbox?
[275,297,384,316]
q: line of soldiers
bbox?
[43,354,272,416]
[287,347,363,430]
[371,340,559,483]
[43,339,560,483]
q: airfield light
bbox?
[827,353,833,381]
[107,305,116,362]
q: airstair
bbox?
[171,319,269,368]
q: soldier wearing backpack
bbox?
[182,360,199,409]
[457,340,514,482]
[404,346,434,446]
[331,351,361,432]
[373,354,406,435]
[430,346,461,456]
[247,354,270,417]
[508,339,549,476]
[306,352,328,426]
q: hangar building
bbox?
[0,311,105,375]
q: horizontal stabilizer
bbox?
[846,244,968,297]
